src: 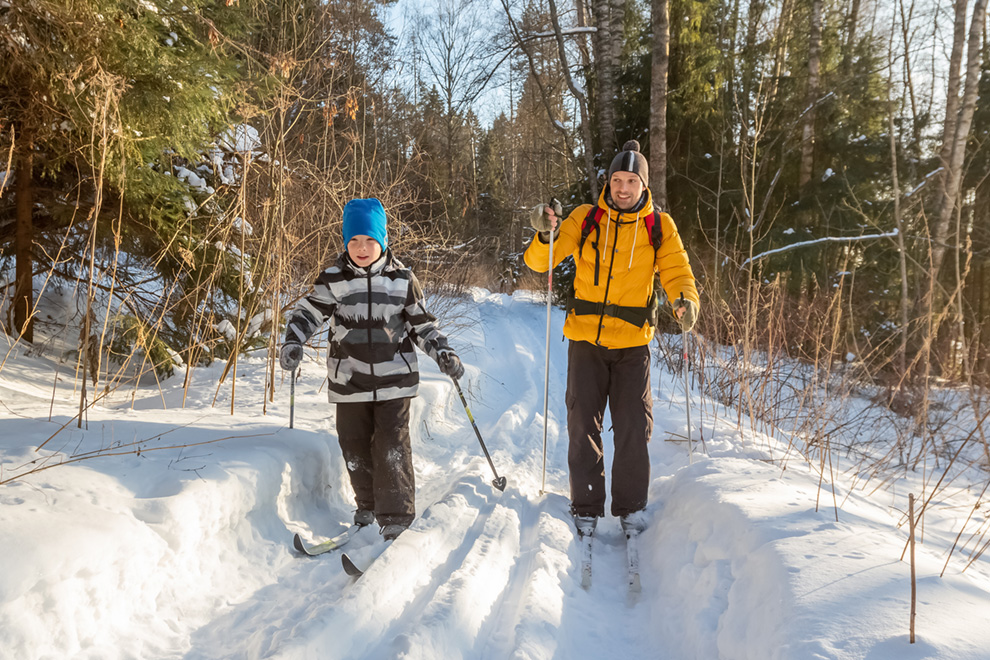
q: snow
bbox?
[215,318,237,341]
[233,217,253,236]
[740,230,900,268]
[220,124,262,154]
[175,166,210,193]
[1,288,988,659]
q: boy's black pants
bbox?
[566,340,653,518]
[336,397,415,527]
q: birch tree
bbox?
[932,0,988,282]
[649,0,670,209]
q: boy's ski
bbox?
[341,552,365,577]
[341,534,398,578]
[625,530,642,596]
[578,531,593,589]
[293,525,363,557]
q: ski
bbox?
[625,529,642,596]
[292,525,364,557]
[578,530,593,589]
[341,552,364,577]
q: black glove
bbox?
[438,351,464,380]
[280,343,303,370]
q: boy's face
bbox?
[347,234,383,267]
[609,171,645,210]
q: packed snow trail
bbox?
[3,289,990,660]
[186,291,661,660]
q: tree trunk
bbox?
[608,0,624,148]
[798,0,823,192]
[888,43,911,381]
[932,0,986,282]
[14,125,35,343]
[739,0,765,150]
[768,0,795,114]
[898,0,924,181]
[548,0,599,199]
[841,0,862,75]
[575,0,592,66]
[592,0,618,156]
[937,0,969,198]
[649,0,669,209]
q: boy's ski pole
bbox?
[289,368,296,429]
[449,374,507,492]
[679,292,693,464]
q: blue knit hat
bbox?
[342,198,388,250]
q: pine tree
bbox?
[1,0,249,347]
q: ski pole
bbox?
[289,368,296,429]
[449,375,507,492]
[679,292,693,464]
[540,199,560,495]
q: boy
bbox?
[279,198,464,541]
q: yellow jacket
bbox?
[524,188,699,349]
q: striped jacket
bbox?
[284,251,451,402]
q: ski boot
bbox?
[573,513,598,538]
[354,509,375,527]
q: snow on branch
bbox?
[740,229,900,269]
[528,27,597,39]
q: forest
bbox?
[1,0,988,410]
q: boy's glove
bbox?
[673,298,699,333]
[529,199,563,241]
[280,343,303,370]
[438,351,464,380]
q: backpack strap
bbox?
[578,206,605,286]
[567,298,655,329]
[646,209,663,251]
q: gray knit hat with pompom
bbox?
[607,140,648,185]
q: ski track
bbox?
[0,291,805,659]
[189,292,672,659]
[7,289,990,660]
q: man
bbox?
[524,140,699,536]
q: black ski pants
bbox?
[566,340,652,518]
[336,397,415,527]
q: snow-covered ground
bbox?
[1,288,988,660]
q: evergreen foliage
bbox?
[0,0,986,386]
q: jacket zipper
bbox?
[595,212,622,346]
[366,269,377,401]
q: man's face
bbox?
[609,171,645,210]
